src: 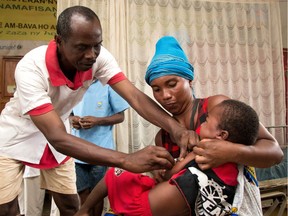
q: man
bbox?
[0,6,191,216]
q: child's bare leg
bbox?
[75,178,107,216]
[149,181,190,216]
[164,151,196,180]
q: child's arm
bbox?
[163,151,196,180]
[74,177,107,216]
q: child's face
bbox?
[199,106,223,140]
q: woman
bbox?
[145,36,283,215]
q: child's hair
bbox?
[217,99,259,145]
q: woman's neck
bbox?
[173,98,194,129]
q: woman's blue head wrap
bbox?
[145,36,194,85]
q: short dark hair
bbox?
[217,99,259,145]
[56,6,100,41]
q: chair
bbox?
[258,125,288,216]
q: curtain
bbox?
[57,0,286,152]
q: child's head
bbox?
[200,99,259,145]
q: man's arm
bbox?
[30,110,174,173]
[110,79,190,159]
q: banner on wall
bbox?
[0,0,57,56]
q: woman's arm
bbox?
[193,94,283,170]
[193,122,283,170]
[233,122,283,167]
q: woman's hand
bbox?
[193,139,235,170]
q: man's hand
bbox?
[193,139,234,170]
[122,145,174,173]
[170,127,199,160]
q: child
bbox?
[75,99,259,216]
